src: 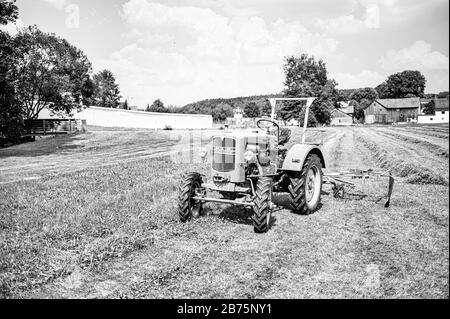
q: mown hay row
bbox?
[356,135,449,186]
[375,130,449,159]
[394,127,449,140]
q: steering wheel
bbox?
[257,119,280,140]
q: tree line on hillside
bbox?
[0,1,122,144]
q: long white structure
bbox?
[39,106,213,129]
[417,110,449,124]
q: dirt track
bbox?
[1,126,449,298]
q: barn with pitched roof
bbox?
[364,97,420,124]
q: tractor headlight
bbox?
[244,150,256,162]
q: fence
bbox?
[24,119,85,136]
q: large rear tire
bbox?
[178,172,203,222]
[288,154,323,215]
[252,177,273,233]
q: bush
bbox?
[163,125,173,131]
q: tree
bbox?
[298,107,318,127]
[244,102,261,118]
[283,54,328,97]
[10,27,94,119]
[376,70,426,99]
[422,100,435,115]
[282,54,338,125]
[212,103,233,122]
[349,87,379,103]
[0,0,18,25]
[349,100,363,122]
[123,99,129,110]
[0,30,22,142]
[146,99,168,113]
[92,70,121,108]
[375,82,389,99]
[260,100,272,117]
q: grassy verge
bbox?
[0,157,206,298]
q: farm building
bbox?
[418,98,449,124]
[364,97,420,124]
[338,102,354,117]
[330,109,353,126]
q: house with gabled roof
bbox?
[364,97,420,124]
[418,98,449,124]
[330,108,353,126]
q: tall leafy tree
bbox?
[422,100,435,115]
[0,31,22,142]
[376,70,426,98]
[1,0,21,142]
[212,103,233,122]
[243,102,261,118]
[0,0,18,25]
[92,69,121,108]
[282,54,338,125]
[11,26,94,119]
[146,99,168,112]
[349,87,379,103]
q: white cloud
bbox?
[99,0,340,106]
[380,40,449,71]
[333,70,385,89]
[316,2,380,34]
[42,0,67,10]
[379,41,449,93]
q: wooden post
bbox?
[69,119,72,132]
[43,119,46,135]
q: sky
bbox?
[2,0,449,107]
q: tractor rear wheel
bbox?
[252,177,273,233]
[178,172,203,222]
[288,154,323,215]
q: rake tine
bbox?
[384,173,395,208]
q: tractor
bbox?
[177,98,394,233]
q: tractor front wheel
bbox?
[252,177,273,233]
[288,154,323,215]
[178,172,203,222]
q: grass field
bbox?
[0,125,448,298]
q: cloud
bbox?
[332,70,385,89]
[380,40,449,71]
[42,0,67,10]
[99,0,340,106]
[379,41,449,93]
[316,2,380,34]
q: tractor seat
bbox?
[278,127,291,146]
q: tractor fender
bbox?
[281,144,326,171]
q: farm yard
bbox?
[0,124,448,299]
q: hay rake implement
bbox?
[323,169,395,208]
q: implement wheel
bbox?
[288,154,323,215]
[252,177,273,233]
[178,172,203,222]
